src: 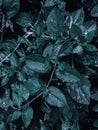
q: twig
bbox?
[46,64,57,88]
[0,41,20,66]
[72,54,74,68]
[23,64,56,108]
[1,15,5,42]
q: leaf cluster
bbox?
[0,0,98,130]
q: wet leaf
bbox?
[44,86,69,107]
[46,7,64,37]
[91,5,98,17]
[56,61,81,82]
[22,106,33,128]
[66,76,91,105]
[26,54,50,73]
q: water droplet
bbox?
[2,101,5,105]
[50,19,54,23]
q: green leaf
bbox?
[91,5,98,17]
[0,97,10,111]
[70,24,83,41]
[78,52,98,67]
[55,61,81,82]
[43,40,76,63]
[15,12,33,27]
[40,120,48,130]
[80,21,97,43]
[26,54,50,73]
[61,120,71,130]
[46,7,64,37]
[12,92,23,107]
[3,0,20,18]
[24,78,42,96]
[93,119,98,128]
[7,111,21,122]
[17,72,26,82]
[84,44,98,52]
[34,19,46,36]
[0,0,2,6]
[0,122,7,130]
[44,0,62,7]
[93,103,98,112]
[91,88,98,101]
[72,45,83,55]
[11,83,30,101]
[43,40,64,63]
[9,54,18,67]
[0,89,12,111]
[65,8,84,27]
[0,40,17,51]
[44,86,69,107]
[1,76,9,86]
[66,76,91,105]
[59,41,76,57]
[43,43,54,58]
[22,106,33,128]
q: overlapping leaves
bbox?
[0,0,98,129]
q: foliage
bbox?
[0,0,98,129]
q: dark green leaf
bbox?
[9,54,18,67]
[0,122,7,130]
[24,78,42,96]
[61,120,71,130]
[66,77,91,104]
[44,86,69,107]
[70,24,82,41]
[59,41,76,56]
[15,12,33,27]
[40,120,48,130]
[80,21,97,43]
[91,5,98,17]
[0,97,11,111]
[34,19,46,36]
[93,119,98,128]
[7,111,21,122]
[93,103,98,112]
[91,88,98,101]
[11,83,30,101]
[12,92,23,107]
[65,8,84,27]
[78,52,98,67]
[72,45,83,55]
[22,106,33,128]
[26,55,50,73]
[56,61,81,82]
[0,40,17,51]
[3,0,20,18]
[46,7,64,37]
[44,0,62,7]
[0,0,2,6]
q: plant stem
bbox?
[0,41,20,66]
[1,15,5,42]
[16,64,57,110]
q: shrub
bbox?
[0,0,98,130]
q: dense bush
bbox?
[0,0,98,130]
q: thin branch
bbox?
[18,64,56,110]
[72,54,74,68]
[46,64,57,88]
[1,15,5,42]
[0,42,20,66]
